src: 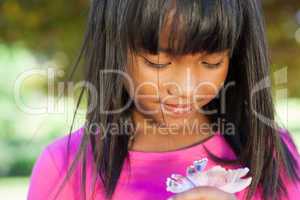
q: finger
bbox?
[167,186,237,200]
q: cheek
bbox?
[194,67,229,104]
[126,66,161,107]
[130,78,162,115]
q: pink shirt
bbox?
[27,127,300,200]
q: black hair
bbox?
[54,1,300,200]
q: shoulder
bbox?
[45,126,85,162]
[279,127,300,159]
[278,128,300,198]
[27,126,86,200]
[39,126,85,172]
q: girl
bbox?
[27,0,300,200]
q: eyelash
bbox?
[143,58,223,69]
[202,61,224,69]
[143,59,171,68]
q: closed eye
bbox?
[143,57,171,68]
[202,60,224,69]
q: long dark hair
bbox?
[55,0,300,200]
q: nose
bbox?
[166,67,196,102]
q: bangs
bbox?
[124,0,243,56]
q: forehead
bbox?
[128,0,239,58]
[157,7,229,58]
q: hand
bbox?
[167,186,237,200]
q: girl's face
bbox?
[125,49,230,130]
[124,11,230,131]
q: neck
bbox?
[128,107,214,152]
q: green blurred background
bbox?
[0,0,300,199]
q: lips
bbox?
[164,103,192,108]
[163,103,193,114]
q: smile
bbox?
[162,103,193,116]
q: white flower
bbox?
[166,158,252,194]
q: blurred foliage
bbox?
[0,0,299,178]
[263,0,300,97]
[0,43,85,176]
[0,0,89,81]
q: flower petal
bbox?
[193,158,208,173]
[218,177,252,193]
[166,159,252,194]
[166,173,195,193]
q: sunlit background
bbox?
[0,0,300,199]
